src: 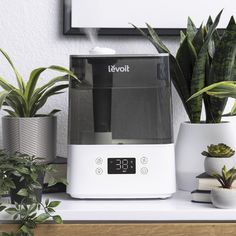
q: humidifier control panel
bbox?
[94,157,149,175]
[67,144,176,199]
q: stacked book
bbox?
[191,172,236,203]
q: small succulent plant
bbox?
[212,166,236,189]
[201,143,235,158]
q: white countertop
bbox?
[1,191,236,222]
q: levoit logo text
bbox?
[108,65,130,73]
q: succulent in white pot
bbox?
[202,143,236,175]
[211,166,236,208]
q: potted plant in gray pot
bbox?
[202,143,235,175]
[0,48,78,163]
[211,166,236,209]
[132,10,236,190]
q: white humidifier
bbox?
[67,53,176,199]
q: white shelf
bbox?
[1,191,236,222]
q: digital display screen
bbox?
[108,158,136,174]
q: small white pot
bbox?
[204,157,236,175]
[211,188,236,209]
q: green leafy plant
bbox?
[132,10,236,123]
[0,151,66,235]
[0,48,79,117]
[0,152,67,201]
[3,198,62,236]
[212,165,236,188]
[202,143,235,158]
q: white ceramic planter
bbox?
[204,157,236,175]
[2,116,57,163]
[175,122,236,191]
[211,188,236,209]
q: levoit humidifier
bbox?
[67,54,176,199]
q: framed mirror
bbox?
[64,0,236,36]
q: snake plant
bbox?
[0,48,79,117]
[132,10,236,123]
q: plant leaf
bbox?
[31,84,67,116]
[5,207,18,215]
[188,81,236,100]
[180,31,186,44]
[34,213,50,223]
[190,10,223,123]
[25,66,78,103]
[187,17,197,41]
[48,109,61,116]
[48,201,60,208]
[176,36,197,89]
[206,16,236,123]
[3,108,17,117]
[0,91,9,110]
[17,188,28,197]
[53,215,63,224]
[0,48,25,92]
[192,25,204,55]
[146,23,170,52]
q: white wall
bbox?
[0,0,187,157]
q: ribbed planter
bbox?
[2,116,57,163]
[175,122,236,191]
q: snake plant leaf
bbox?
[206,16,236,122]
[176,36,197,89]
[146,23,170,53]
[131,23,168,53]
[131,23,191,119]
[0,91,9,110]
[192,25,204,55]
[206,15,221,59]
[190,10,223,122]
[180,31,186,44]
[169,55,192,119]
[0,48,25,93]
[187,17,198,41]
[130,24,156,45]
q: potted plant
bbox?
[0,48,78,163]
[0,150,65,235]
[211,166,236,208]
[132,11,236,190]
[0,151,66,204]
[202,143,235,175]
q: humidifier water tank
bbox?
[67,54,176,199]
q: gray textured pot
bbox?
[2,116,57,163]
